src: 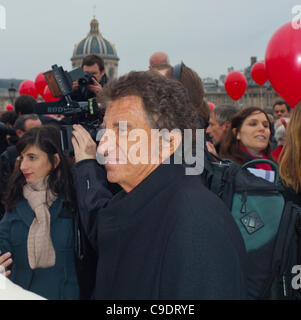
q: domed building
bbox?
[71,17,119,79]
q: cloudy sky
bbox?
[0,0,298,81]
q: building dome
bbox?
[71,18,119,79]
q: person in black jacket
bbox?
[71,54,108,101]
[71,71,248,300]
[14,94,61,126]
[0,111,18,155]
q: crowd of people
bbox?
[0,52,299,300]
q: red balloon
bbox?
[43,85,60,102]
[224,71,247,100]
[208,102,216,111]
[34,72,47,96]
[265,22,301,108]
[19,80,38,99]
[6,104,13,111]
[251,62,268,86]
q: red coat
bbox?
[272,145,283,162]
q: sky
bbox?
[0,0,299,81]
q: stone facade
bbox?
[204,85,280,113]
[204,57,281,113]
[0,81,21,112]
[0,89,14,110]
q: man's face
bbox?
[83,63,104,83]
[273,104,289,120]
[97,96,160,193]
[206,113,229,146]
[24,119,42,132]
[16,118,42,138]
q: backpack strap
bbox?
[210,161,232,196]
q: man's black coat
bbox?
[72,159,248,299]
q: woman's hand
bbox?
[0,252,13,277]
[280,117,287,129]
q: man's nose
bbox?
[97,139,108,156]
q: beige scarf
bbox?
[23,177,57,270]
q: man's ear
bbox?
[232,128,240,140]
[161,130,182,158]
[232,127,238,137]
[224,121,231,131]
[53,153,61,169]
[16,129,24,139]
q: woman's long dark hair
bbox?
[219,106,273,164]
[5,125,76,212]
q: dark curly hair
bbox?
[98,71,200,135]
[5,125,76,212]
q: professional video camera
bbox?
[34,64,103,153]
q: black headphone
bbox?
[173,63,182,80]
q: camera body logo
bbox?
[0,4,6,30]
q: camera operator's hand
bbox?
[72,80,79,91]
[72,124,97,163]
[87,77,103,96]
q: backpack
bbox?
[203,151,301,299]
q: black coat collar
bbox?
[97,161,186,229]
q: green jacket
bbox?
[0,198,80,300]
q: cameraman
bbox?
[72,54,108,100]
